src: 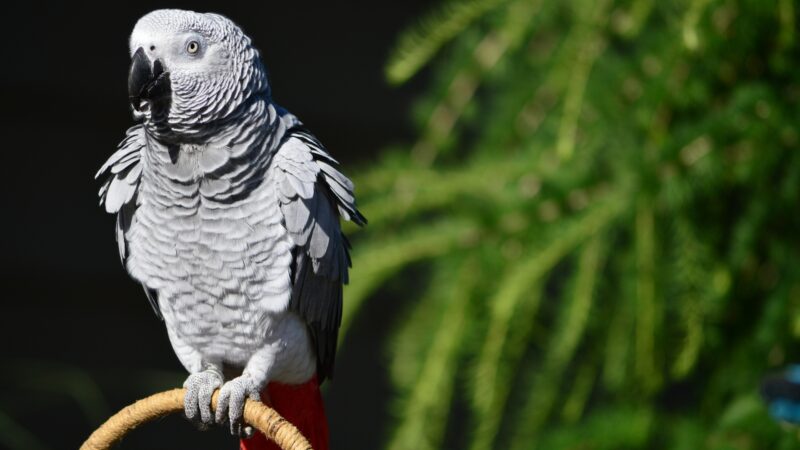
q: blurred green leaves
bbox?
[353,0,800,448]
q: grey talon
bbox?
[183,368,223,427]
[215,374,260,437]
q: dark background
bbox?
[0,2,431,449]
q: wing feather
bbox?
[274,128,365,382]
[97,125,162,320]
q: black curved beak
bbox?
[128,47,170,111]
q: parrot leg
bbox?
[167,323,226,429]
[216,372,262,437]
[217,345,280,437]
[183,363,224,428]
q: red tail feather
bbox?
[239,376,329,450]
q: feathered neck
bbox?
[139,98,296,188]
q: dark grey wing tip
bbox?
[352,209,368,226]
[143,286,163,321]
[288,250,343,383]
[308,324,338,384]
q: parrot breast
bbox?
[125,128,297,368]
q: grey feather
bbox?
[97,124,163,321]
[143,286,163,320]
[275,128,366,381]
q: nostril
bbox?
[149,45,155,51]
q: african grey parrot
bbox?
[95,9,365,448]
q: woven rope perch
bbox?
[80,388,313,450]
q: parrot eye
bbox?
[187,41,200,54]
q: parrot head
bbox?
[127,9,269,134]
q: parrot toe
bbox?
[183,368,223,427]
[215,373,261,436]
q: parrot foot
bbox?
[215,372,260,437]
[183,367,223,428]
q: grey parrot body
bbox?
[96,9,364,434]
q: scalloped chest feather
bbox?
[125,139,295,366]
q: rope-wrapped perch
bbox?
[80,388,312,450]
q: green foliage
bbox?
[347,0,800,448]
